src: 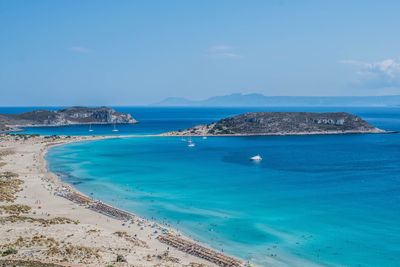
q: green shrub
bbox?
[2,247,17,256]
[116,254,126,262]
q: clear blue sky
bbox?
[1,0,400,106]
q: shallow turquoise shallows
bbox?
[44,107,400,267]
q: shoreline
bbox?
[3,126,393,137]
[2,130,395,266]
[43,137,245,266]
[41,135,325,267]
[160,128,390,137]
[0,122,139,134]
[0,134,244,266]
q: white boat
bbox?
[188,142,196,147]
[112,123,119,132]
[202,136,207,139]
[188,137,195,147]
[88,123,94,132]
[250,154,262,161]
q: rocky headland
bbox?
[0,107,137,132]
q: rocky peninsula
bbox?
[0,107,137,132]
[164,112,384,136]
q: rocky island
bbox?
[164,112,384,136]
[0,107,138,132]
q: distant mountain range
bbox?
[153,93,400,107]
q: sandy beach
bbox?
[0,134,243,267]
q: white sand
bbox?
[0,134,217,267]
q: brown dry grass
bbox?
[0,235,59,250]
[145,251,180,264]
[113,231,148,248]
[0,150,14,159]
[86,228,100,234]
[0,171,18,179]
[188,263,207,267]
[0,175,23,202]
[0,235,101,265]
[0,204,31,215]
[45,244,101,263]
[0,215,79,226]
[0,259,64,267]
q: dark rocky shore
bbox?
[0,107,137,131]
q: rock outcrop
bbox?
[164,112,384,136]
[0,107,137,130]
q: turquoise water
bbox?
[43,107,400,266]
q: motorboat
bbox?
[250,154,262,161]
[188,142,196,147]
[188,137,195,147]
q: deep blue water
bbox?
[1,106,399,136]
[9,106,399,266]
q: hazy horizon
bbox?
[2,1,400,106]
[1,93,400,108]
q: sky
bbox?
[1,0,400,106]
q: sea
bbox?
[1,106,399,266]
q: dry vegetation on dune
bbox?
[0,215,79,226]
[0,235,59,250]
[0,136,217,267]
[45,244,101,263]
[0,171,18,179]
[0,259,64,267]
[0,150,14,158]
[146,250,181,264]
[113,231,149,248]
[0,172,24,202]
[0,204,31,215]
[0,235,100,265]
[0,150,14,169]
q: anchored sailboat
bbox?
[88,123,94,132]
